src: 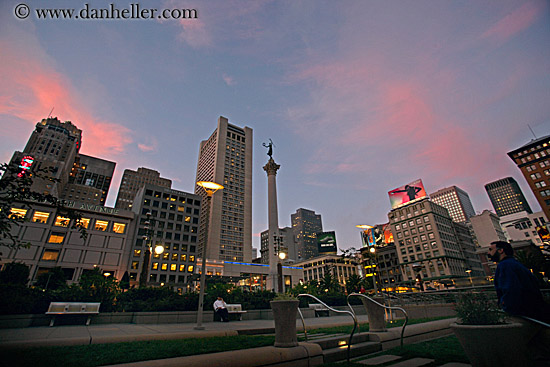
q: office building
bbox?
[388,198,483,288]
[128,184,202,291]
[62,154,115,205]
[296,254,359,291]
[291,208,323,260]
[194,116,253,262]
[507,135,550,220]
[429,186,475,223]
[115,167,171,210]
[468,210,507,248]
[260,226,296,264]
[1,200,134,284]
[485,177,532,217]
[499,211,547,247]
[9,117,82,198]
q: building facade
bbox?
[295,254,360,291]
[507,135,550,220]
[194,116,253,263]
[388,198,483,289]
[468,210,507,248]
[260,226,296,264]
[1,201,134,284]
[62,154,115,205]
[128,184,202,291]
[499,211,548,247]
[429,186,475,223]
[485,177,532,217]
[115,167,171,210]
[291,208,323,261]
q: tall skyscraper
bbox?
[9,117,82,197]
[291,208,323,260]
[115,167,172,210]
[507,135,550,220]
[485,177,532,217]
[429,186,476,223]
[62,154,115,205]
[195,116,253,262]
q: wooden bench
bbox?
[309,303,330,317]
[46,302,100,327]
[213,304,247,321]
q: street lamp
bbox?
[195,181,224,330]
[277,250,286,293]
[139,212,165,287]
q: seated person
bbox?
[213,296,229,322]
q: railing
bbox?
[347,293,409,348]
[297,294,358,364]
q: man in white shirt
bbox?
[213,296,229,322]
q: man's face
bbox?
[488,244,502,262]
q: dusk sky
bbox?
[1,0,549,254]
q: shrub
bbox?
[454,292,506,325]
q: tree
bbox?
[0,162,87,257]
[345,274,363,294]
[78,268,120,311]
[0,261,29,285]
[35,267,67,290]
[318,271,340,294]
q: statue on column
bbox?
[263,139,274,158]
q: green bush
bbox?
[454,292,505,325]
[0,284,50,314]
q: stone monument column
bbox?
[263,157,281,291]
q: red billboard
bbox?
[388,179,428,209]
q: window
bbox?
[48,232,65,244]
[10,208,27,219]
[54,216,70,227]
[161,263,168,271]
[163,252,169,260]
[170,264,177,271]
[179,265,185,272]
[133,249,142,257]
[113,223,126,234]
[32,211,50,223]
[77,218,90,229]
[189,255,195,262]
[171,253,178,261]
[187,265,194,272]
[152,262,159,270]
[180,254,187,261]
[42,249,60,261]
[535,181,547,188]
[131,261,139,269]
[95,220,108,231]
[531,173,542,180]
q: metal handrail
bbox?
[297,294,358,364]
[347,293,409,349]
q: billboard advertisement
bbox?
[361,228,375,248]
[317,231,337,254]
[388,179,428,209]
[361,223,394,247]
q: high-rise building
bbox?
[260,226,296,264]
[429,186,475,223]
[9,117,82,197]
[291,208,323,261]
[128,184,202,290]
[507,135,550,220]
[468,210,507,248]
[194,116,253,262]
[62,154,115,205]
[388,198,483,288]
[485,177,532,217]
[499,210,548,247]
[115,167,172,210]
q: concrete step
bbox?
[311,332,371,350]
[356,354,403,365]
[323,341,382,363]
[385,357,435,367]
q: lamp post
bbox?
[194,181,224,330]
[277,251,286,293]
[139,212,165,287]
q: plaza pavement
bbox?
[0,314,374,349]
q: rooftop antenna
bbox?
[527,124,537,139]
[47,107,54,118]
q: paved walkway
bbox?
[0,314,372,349]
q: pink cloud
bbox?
[0,40,132,157]
[482,1,544,43]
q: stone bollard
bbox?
[270,300,299,347]
[361,295,386,332]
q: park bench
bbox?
[213,303,247,321]
[309,303,329,317]
[46,302,100,327]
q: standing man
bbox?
[488,241,549,322]
[213,296,229,322]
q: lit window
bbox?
[178,206,185,212]
[131,261,139,269]
[187,265,194,272]
[180,254,187,261]
[32,211,50,223]
[179,265,185,272]
[161,263,168,271]
[152,262,159,270]
[77,218,90,229]
[54,216,70,227]
[170,264,177,271]
[163,253,169,260]
[185,216,191,222]
[95,220,108,231]
[113,223,126,234]
[189,255,195,262]
[48,232,65,244]
[10,208,27,219]
[42,249,60,261]
[133,249,142,257]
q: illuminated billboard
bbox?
[317,231,337,254]
[361,228,375,248]
[388,179,428,209]
[361,223,394,247]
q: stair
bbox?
[305,332,382,363]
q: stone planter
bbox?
[451,322,530,367]
[361,296,386,332]
[270,300,299,347]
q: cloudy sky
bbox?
[1,0,549,254]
